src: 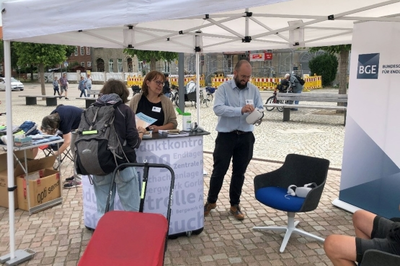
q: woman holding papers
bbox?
[129,71,177,133]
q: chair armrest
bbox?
[361,249,400,266]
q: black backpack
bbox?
[74,94,128,176]
[294,75,305,86]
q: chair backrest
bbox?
[254,154,330,212]
[361,249,400,266]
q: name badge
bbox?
[246,99,254,105]
[152,106,161,113]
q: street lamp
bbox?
[17,66,20,79]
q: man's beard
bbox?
[235,76,247,89]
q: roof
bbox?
[2,0,400,53]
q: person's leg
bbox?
[92,173,115,220]
[229,132,254,206]
[115,166,140,212]
[65,87,69,99]
[353,209,376,239]
[324,235,357,266]
[207,133,235,204]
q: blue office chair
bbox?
[253,154,330,252]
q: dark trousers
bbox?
[207,131,255,206]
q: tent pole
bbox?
[196,52,200,125]
[0,41,34,266]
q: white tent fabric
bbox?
[3,0,400,52]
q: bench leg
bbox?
[283,108,290,121]
[25,97,37,105]
[46,98,57,106]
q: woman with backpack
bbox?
[88,79,146,218]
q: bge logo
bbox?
[357,53,379,79]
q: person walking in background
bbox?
[41,104,83,188]
[204,60,264,221]
[286,73,304,110]
[59,73,69,100]
[162,73,171,98]
[85,74,92,97]
[324,209,400,265]
[53,77,60,96]
[91,79,146,219]
[78,76,87,97]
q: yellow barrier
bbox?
[210,75,322,91]
[127,75,206,88]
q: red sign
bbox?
[249,52,273,61]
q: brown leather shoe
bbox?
[230,205,244,220]
[204,202,217,216]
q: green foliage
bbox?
[13,42,69,67]
[309,53,338,87]
[123,49,177,67]
[309,44,351,55]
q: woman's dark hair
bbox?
[100,79,130,103]
[41,113,60,135]
[141,71,165,97]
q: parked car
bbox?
[0,77,24,91]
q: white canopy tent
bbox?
[2,0,400,51]
[2,0,400,264]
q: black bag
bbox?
[74,94,128,176]
[294,75,305,86]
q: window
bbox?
[81,62,85,67]
[117,59,123,72]
[127,58,133,72]
[87,61,92,68]
[74,47,78,56]
[86,47,91,55]
[80,47,85,56]
[109,59,114,72]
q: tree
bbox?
[0,40,23,76]
[123,49,178,74]
[309,45,351,95]
[309,53,338,87]
[13,43,72,95]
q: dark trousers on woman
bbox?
[207,131,255,206]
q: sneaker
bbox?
[65,176,75,182]
[63,179,82,189]
[204,202,217,216]
[230,205,244,220]
[65,97,69,100]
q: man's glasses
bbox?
[153,80,164,86]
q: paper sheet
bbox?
[135,112,157,128]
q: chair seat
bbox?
[255,187,305,212]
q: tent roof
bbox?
[2,0,400,53]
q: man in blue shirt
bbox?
[204,60,263,221]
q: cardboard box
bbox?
[0,151,28,209]
[0,152,57,209]
[15,156,60,211]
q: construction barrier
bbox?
[127,75,143,87]
[210,75,322,91]
[127,75,206,88]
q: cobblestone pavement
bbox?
[0,84,351,265]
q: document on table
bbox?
[135,112,157,128]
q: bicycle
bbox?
[265,85,287,112]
